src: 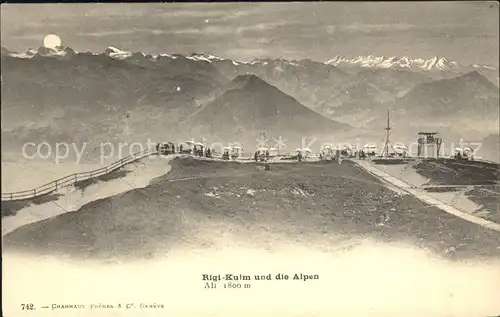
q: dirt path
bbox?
[354,160,500,232]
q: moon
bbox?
[43,34,62,49]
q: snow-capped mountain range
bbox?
[2,45,497,72]
[326,55,460,71]
[2,44,498,152]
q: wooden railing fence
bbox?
[1,148,156,202]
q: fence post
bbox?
[33,189,36,197]
[90,171,93,178]
[105,166,108,174]
[55,180,58,190]
[10,193,13,200]
[74,174,77,183]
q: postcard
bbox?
[2,2,499,317]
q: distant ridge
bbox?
[390,70,500,124]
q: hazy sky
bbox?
[1,2,498,66]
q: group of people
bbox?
[188,145,214,158]
[156,142,176,155]
[254,150,270,162]
[221,147,243,160]
[317,148,378,160]
[358,150,368,159]
[357,150,378,159]
[156,142,408,163]
[454,148,474,161]
[156,143,213,158]
[206,148,212,157]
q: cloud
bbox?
[9,34,49,42]
[225,48,272,60]
[150,4,265,21]
[156,8,229,19]
[235,21,292,35]
[340,24,418,33]
[76,30,146,37]
[76,29,171,38]
[171,21,294,37]
[325,25,336,34]
[255,38,275,45]
[217,8,265,21]
[173,25,235,36]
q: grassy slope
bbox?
[414,159,499,223]
[1,194,62,217]
[464,186,500,223]
[414,159,500,186]
[3,158,500,261]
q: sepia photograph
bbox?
[1,2,499,316]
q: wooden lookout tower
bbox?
[417,132,443,158]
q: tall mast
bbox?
[382,109,392,158]
[387,109,390,131]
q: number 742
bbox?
[21,304,35,310]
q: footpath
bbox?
[354,160,500,233]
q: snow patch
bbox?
[186,53,226,63]
[104,46,132,60]
[204,192,219,198]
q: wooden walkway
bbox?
[1,149,157,202]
